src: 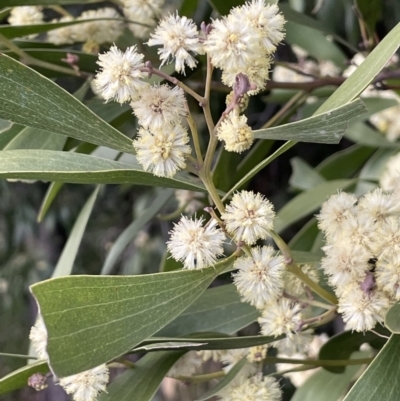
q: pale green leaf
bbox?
[275,179,356,233]
[52,186,100,278]
[101,189,174,275]
[30,259,232,377]
[0,54,132,153]
[0,150,206,191]
[0,360,48,396]
[0,124,24,149]
[385,303,400,334]
[2,0,97,5]
[290,157,326,190]
[316,23,400,114]
[343,335,400,401]
[253,99,366,144]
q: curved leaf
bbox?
[290,158,325,190]
[384,302,400,334]
[0,54,132,153]
[254,99,367,144]
[0,150,205,191]
[30,259,232,377]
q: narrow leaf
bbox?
[0,150,205,191]
[343,335,400,401]
[52,186,100,278]
[385,302,400,333]
[30,260,231,377]
[253,99,367,144]
[290,157,326,190]
[316,23,400,114]
[101,189,174,275]
[2,0,96,5]
[0,54,133,153]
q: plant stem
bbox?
[174,370,225,383]
[0,33,81,77]
[0,352,38,360]
[270,229,338,305]
[265,356,372,367]
[200,171,225,214]
[185,102,203,166]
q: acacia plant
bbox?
[1,1,400,401]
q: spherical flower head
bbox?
[147,13,204,74]
[222,57,272,95]
[124,11,157,40]
[133,125,191,178]
[376,252,400,300]
[167,216,225,269]
[218,375,282,401]
[75,8,124,45]
[47,16,76,45]
[370,216,400,257]
[217,112,254,153]
[8,6,43,26]
[233,246,285,309]
[338,284,389,332]
[204,15,264,73]
[59,364,109,401]
[130,84,187,130]
[380,152,400,192]
[274,331,313,356]
[358,188,398,222]
[258,299,302,338]
[29,315,48,360]
[221,191,275,245]
[317,191,357,240]
[230,0,286,54]
[247,345,268,363]
[94,45,147,104]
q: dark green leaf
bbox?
[356,0,382,36]
[385,302,400,333]
[0,124,24,150]
[253,99,367,144]
[319,328,389,373]
[101,189,175,275]
[359,148,398,181]
[0,150,206,191]
[156,284,259,337]
[2,0,98,5]
[207,0,243,16]
[30,260,231,377]
[98,351,183,401]
[0,360,48,396]
[343,335,400,401]
[0,54,133,153]
[289,218,320,251]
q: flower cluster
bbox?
[317,189,400,331]
[380,152,400,192]
[29,315,109,401]
[8,6,44,39]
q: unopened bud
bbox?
[28,373,48,392]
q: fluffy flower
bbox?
[376,251,400,300]
[133,125,191,177]
[247,345,268,363]
[233,246,285,309]
[197,350,224,362]
[317,191,357,240]
[167,216,225,269]
[358,188,398,222]
[222,57,271,94]
[75,8,124,45]
[272,63,317,83]
[130,84,187,130]
[47,16,76,45]
[221,191,275,245]
[204,15,264,73]
[8,6,43,26]
[338,284,389,332]
[380,152,400,192]
[274,331,313,356]
[124,11,157,40]
[175,190,203,214]
[217,112,254,153]
[258,299,302,338]
[147,13,204,74]
[370,104,400,142]
[94,45,147,103]
[59,364,109,401]
[230,0,285,54]
[121,0,164,20]
[29,315,48,360]
[218,375,282,401]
